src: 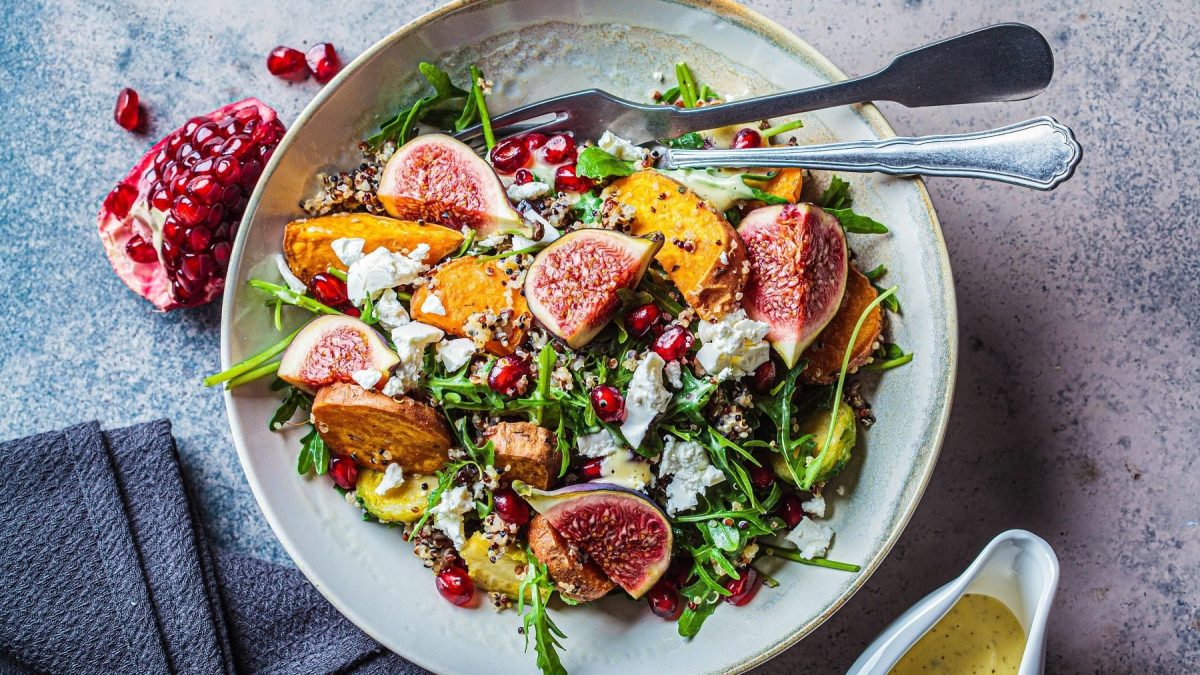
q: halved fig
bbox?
[527,514,614,602]
[515,481,672,599]
[738,204,847,367]
[277,315,398,393]
[524,229,663,349]
[377,133,524,236]
[801,266,883,384]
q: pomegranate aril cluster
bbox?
[266,43,340,83]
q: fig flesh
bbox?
[277,315,399,393]
[377,133,524,236]
[523,229,663,349]
[515,481,672,599]
[738,204,848,368]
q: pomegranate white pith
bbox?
[277,315,399,393]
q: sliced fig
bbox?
[738,204,848,368]
[98,98,285,309]
[515,481,672,599]
[377,133,524,236]
[528,514,615,602]
[277,315,399,393]
[523,229,663,349]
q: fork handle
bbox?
[664,117,1082,190]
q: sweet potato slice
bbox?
[409,256,531,355]
[606,170,748,321]
[484,421,561,490]
[801,267,883,384]
[757,168,804,203]
[528,514,614,602]
[312,382,451,473]
[283,212,463,283]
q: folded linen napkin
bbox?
[0,420,422,675]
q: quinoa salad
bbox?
[205,62,911,675]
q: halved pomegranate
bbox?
[97,98,285,309]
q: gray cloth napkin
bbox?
[0,420,421,675]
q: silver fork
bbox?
[454,23,1053,151]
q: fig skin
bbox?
[523,229,663,349]
[528,514,615,602]
[376,133,525,236]
[738,203,848,368]
[277,315,399,393]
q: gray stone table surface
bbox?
[0,0,1195,671]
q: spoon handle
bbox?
[664,117,1083,191]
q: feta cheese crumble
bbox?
[429,484,475,549]
[621,353,671,448]
[598,451,653,491]
[383,321,444,395]
[695,309,771,380]
[802,492,826,518]
[598,131,649,161]
[350,369,382,391]
[420,292,446,316]
[786,517,834,559]
[656,436,726,515]
[577,430,620,459]
[274,254,307,294]
[506,181,552,202]
[663,360,683,389]
[374,289,410,331]
[331,237,365,266]
[374,463,405,495]
[345,244,430,305]
[436,338,476,372]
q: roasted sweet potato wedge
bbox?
[312,382,451,473]
[528,514,614,602]
[801,267,883,384]
[283,212,463,283]
[606,170,748,321]
[756,168,804,203]
[409,256,531,355]
[484,421,561,489]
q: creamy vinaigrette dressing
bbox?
[890,594,1026,675]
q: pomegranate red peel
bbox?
[97,97,284,310]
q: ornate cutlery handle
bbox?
[665,117,1082,191]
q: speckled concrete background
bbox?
[0,0,1195,671]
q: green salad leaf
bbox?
[575,146,635,180]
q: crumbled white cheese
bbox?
[620,353,671,448]
[695,309,771,381]
[786,517,834,559]
[598,131,649,161]
[345,244,430,305]
[656,436,726,515]
[429,484,475,549]
[477,234,507,249]
[374,289,410,331]
[374,463,405,495]
[350,369,382,391]
[577,430,620,459]
[274,254,307,294]
[331,237,366,266]
[506,181,552,202]
[802,493,827,518]
[436,338,476,372]
[652,71,664,83]
[384,321,444,394]
[598,451,653,491]
[420,292,446,316]
[663,360,683,390]
[510,234,538,251]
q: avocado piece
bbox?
[355,468,433,523]
[460,533,549,601]
[771,402,857,485]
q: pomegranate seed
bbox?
[580,458,604,480]
[554,164,594,193]
[339,304,361,318]
[590,385,626,423]
[306,43,341,83]
[647,579,682,619]
[213,157,242,185]
[492,488,531,526]
[748,464,775,489]
[266,46,310,81]
[540,134,576,163]
[193,123,218,146]
[435,566,474,606]
[651,325,694,361]
[162,217,184,245]
[776,493,804,529]
[114,88,142,131]
[239,159,263,188]
[731,128,762,149]
[212,241,232,266]
[103,183,138,220]
[187,176,222,204]
[523,133,549,151]
[172,195,208,227]
[489,137,530,174]
[125,236,158,264]
[513,168,534,185]
[309,272,348,307]
[624,303,661,338]
[220,135,253,159]
[329,456,358,490]
[751,360,777,393]
[184,227,212,253]
[723,568,760,606]
[487,355,531,396]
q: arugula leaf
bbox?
[755,361,816,487]
[747,186,789,205]
[572,191,603,224]
[518,552,568,675]
[367,62,474,147]
[862,263,887,282]
[248,278,342,316]
[269,383,312,431]
[204,325,302,388]
[762,119,804,139]
[818,175,853,210]
[663,368,717,424]
[296,426,329,476]
[677,591,720,638]
[575,146,635,180]
[825,208,889,234]
[666,131,705,149]
[469,65,496,150]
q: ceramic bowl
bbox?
[220,0,958,672]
